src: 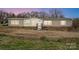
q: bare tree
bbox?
[8,12,15,18]
[0,11,16,25]
[0,11,8,24]
[17,12,32,18]
[49,9,64,18]
[26,12,31,18]
[38,12,49,18]
[17,12,26,18]
[30,11,39,18]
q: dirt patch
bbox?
[0,27,79,38]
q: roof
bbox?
[8,17,41,20]
[43,17,72,20]
[8,17,72,21]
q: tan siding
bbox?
[44,20,52,26]
[30,18,43,26]
[8,18,72,27]
[10,20,20,26]
[52,21,60,27]
[52,20,72,27]
[23,19,31,26]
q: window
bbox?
[11,20,19,25]
[60,21,66,25]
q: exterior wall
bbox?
[43,20,52,26]
[8,18,43,27]
[23,19,31,26]
[19,20,24,26]
[52,20,72,27]
[30,18,43,27]
[8,20,20,26]
[66,20,72,26]
[23,18,43,27]
[8,18,72,27]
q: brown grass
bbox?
[0,27,79,38]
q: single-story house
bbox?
[8,17,73,30]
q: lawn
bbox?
[0,34,79,50]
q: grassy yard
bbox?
[0,34,79,50]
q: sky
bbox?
[0,8,79,18]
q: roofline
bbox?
[7,17,72,21]
[7,17,41,20]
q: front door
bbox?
[37,22,42,30]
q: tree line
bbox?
[0,8,79,30]
[0,9,65,25]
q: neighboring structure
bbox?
[8,18,72,28]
